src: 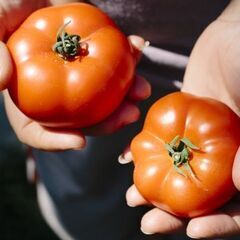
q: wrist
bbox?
[218,0,240,22]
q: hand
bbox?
[182,6,240,116]
[123,1,240,238]
[122,147,240,238]
[4,35,151,150]
[1,0,151,150]
[0,0,79,88]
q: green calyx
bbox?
[165,136,200,177]
[52,21,81,59]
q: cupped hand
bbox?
[0,0,79,86]
[182,15,240,116]
[3,35,151,150]
[122,5,240,238]
[122,148,240,239]
[0,0,151,150]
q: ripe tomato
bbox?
[131,92,240,218]
[7,3,136,128]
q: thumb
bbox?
[232,147,240,190]
[0,41,12,90]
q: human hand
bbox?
[182,1,240,116]
[122,147,240,238]
[4,35,151,150]
[123,1,240,238]
[0,0,37,90]
[0,0,79,87]
[1,1,150,150]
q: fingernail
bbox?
[144,41,150,48]
[137,40,150,51]
[118,152,133,164]
[140,227,153,235]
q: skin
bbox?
[1,0,240,239]
[124,0,240,238]
[0,0,151,150]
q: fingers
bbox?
[141,208,186,235]
[124,149,240,238]
[118,145,133,164]
[128,35,150,63]
[232,146,240,190]
[83,100,140,135]
[127,75,151,101]
[126,185,186,234]
[126,185,148,207]
[128,35,146,51]
[187,212,240,239]
[4,91,85,151]
[20,122,86,151]
[128,35,147,62]
[83,74,150,135]
[0,42,12,90]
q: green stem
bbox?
[52,21,81,60]
[165,136,200,177]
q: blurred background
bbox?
[0,95,58,240]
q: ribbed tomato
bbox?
[7,3,136,128]
[131,92,240,217]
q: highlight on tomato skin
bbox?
[7,3,138,128]
[130,92,240,218]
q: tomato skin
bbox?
[7,3,136,128]
[131,92,240,218]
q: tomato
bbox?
[7,3,136,128]
[130,92,240,218]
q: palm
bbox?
[126,18,240,238]
[182,19,240,237]
[183,19,240,116]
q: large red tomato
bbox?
[7,3,137,128]
[131,92,240,218]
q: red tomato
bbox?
[7,3,136,128]
[131,92,240,218]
